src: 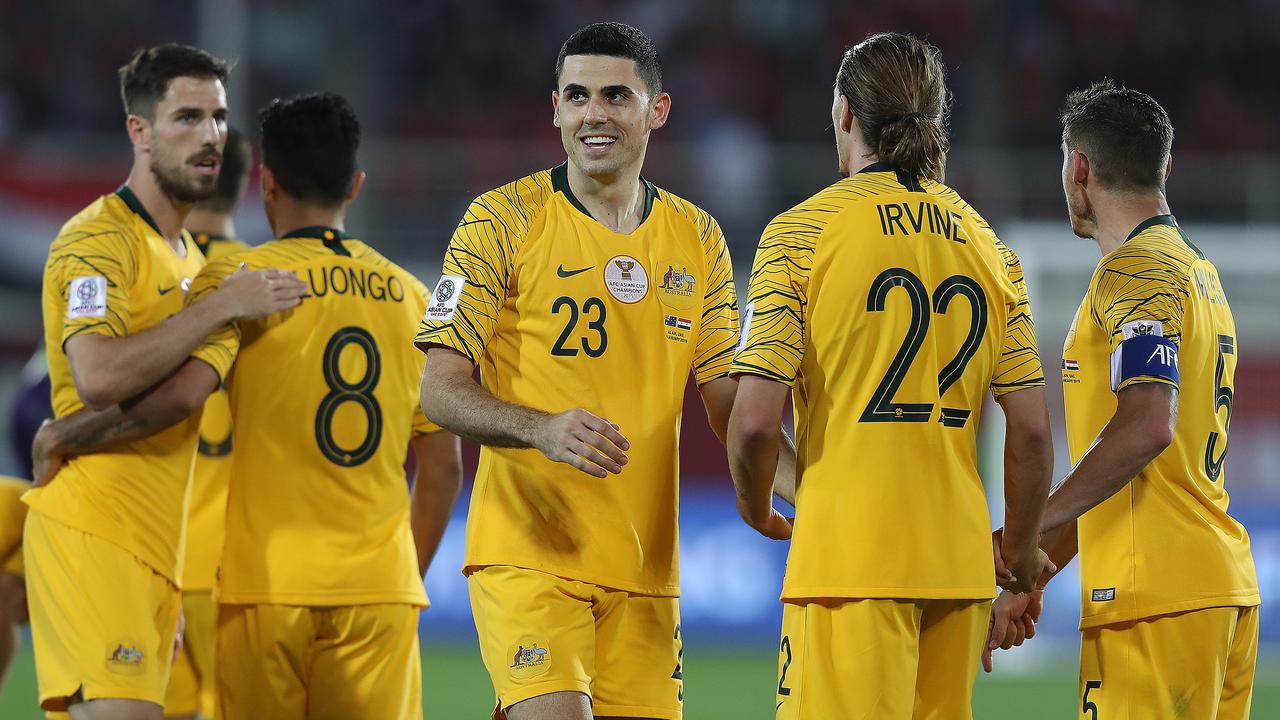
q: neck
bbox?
[271,199,345,238]
[1091,191,1171,255]
[185,208,236,239]
[566,160,647,234]
[842,132,879,177]
[124,162,191,247]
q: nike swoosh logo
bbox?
[557,264,594,278]
[157,285,176,296]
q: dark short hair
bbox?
[836,32,951,182]
[1061,80,1173,192]
[195,126,251,213]
[118,44,230,121]
[555,22,662,95]
[259,93,360,207]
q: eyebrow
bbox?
[562,83,636,97]
[170,106,228,117]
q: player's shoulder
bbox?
[652,184,726,255]
[192,233,250,261]
[346,241,431,299]
[924,179,996,234]
[50,192,140,253]
[1093,217,1200,289]
[468,168,558,226]
[759,176,877,249]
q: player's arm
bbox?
[994,386,1056,593]
[31,358,221,485]
[408,429,462,577]
[1042,382,1176,531]
[700,376,798,506]
[420,348,629,478]
[65,266,306,410]
[726,375,794,540]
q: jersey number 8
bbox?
[315,326,383,467]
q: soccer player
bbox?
[162,126,253,720]
[727,33,1055,719]
[24,44,307,719]
[38,92,462,718]
[991,81,1260,719]
[416,22,749,720]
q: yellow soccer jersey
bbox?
[733,163,1044,600]
[182,233,249,591]
[1062,215,1258,629]
[414,164,739,596]
[189,228,437,606]
[28,187,206,583]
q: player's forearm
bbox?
[1042,432,1166,532]
[68,297,235,409]
[422,370,547,449]
[411,485,458,577]
[1036,520,1078,587]
[409,433,463,576]
[728,426,781,523]
[1001,427,1053,570]
[772,426,798,507]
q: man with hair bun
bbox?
[728,31,1055,718]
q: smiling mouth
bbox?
[579,135,617,150]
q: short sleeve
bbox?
[692,214,739,384]
[1090,246,1187,391]
[730,211,817,385]
[186,257,242,381]
[414,196,518,363]
[47,227,138,347]
[990,242,1046,398]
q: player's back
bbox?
[189,228,430,606]
[1064,217,1258,626]
[739,163,1041,600]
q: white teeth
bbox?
[583,137,615,145]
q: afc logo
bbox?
[1147,344,1178,368]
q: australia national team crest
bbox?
[604,255,648,304]
[106,642,145,675]
[657,263,697,310]
[508,640,552,680]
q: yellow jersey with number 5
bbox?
[1062,215,1258,629]
[414,164,739,597]
[733,163,1044,600]
[188,228,438,606]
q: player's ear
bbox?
[1071,150,1091,187]
[551,91,561,128]
[649,92,671,130]
[260,163,277,201]
[1163,155,1172,182]
[126,114,150,152]
[836,94,855,135]
[346,170,366,203]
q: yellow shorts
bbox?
[0,475,29,576]
[1080,605,1258,720]
[164,591,217,718]
[215,602,421,720]
[775,598,989,720]
[23,511,181,711]
[468,565,683,720]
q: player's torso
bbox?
[184,235,248,590]
[1063,227,1258,625]
[786,172,1015,599]
[220,233,427,603]
[465,181,710,595]
[33,192,205,580]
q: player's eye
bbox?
[569,91,587,101]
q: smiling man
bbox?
[25,44,306,720]
[416,21,746,720]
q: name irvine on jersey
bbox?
[307,264,407,303]
[875,200,969,243]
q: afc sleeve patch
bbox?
[66,276,108,319]
[736,302,755,353]
[424,275,466,322]
[1110,333,1180,391]
[1120,319,1164,340]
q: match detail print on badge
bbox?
[604,255,648,304]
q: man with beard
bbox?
[24,44,307,720]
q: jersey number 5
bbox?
[860,268,988,428]
[1204,334,1235,481]
[315,326,383,467]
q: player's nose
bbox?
[584,96,609,124]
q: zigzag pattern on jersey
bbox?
[1090,227,1196,346]
[48,196,143,342]
[658,188,740,382]
[415,170,555,362]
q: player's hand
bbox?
[533,408,630,478]
[982,590,1037,672]
[735,497,793,541]
[991,528,1015,586]
[215,265,309,321]
[1001,545,1056,594]
[30,419,65,488]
